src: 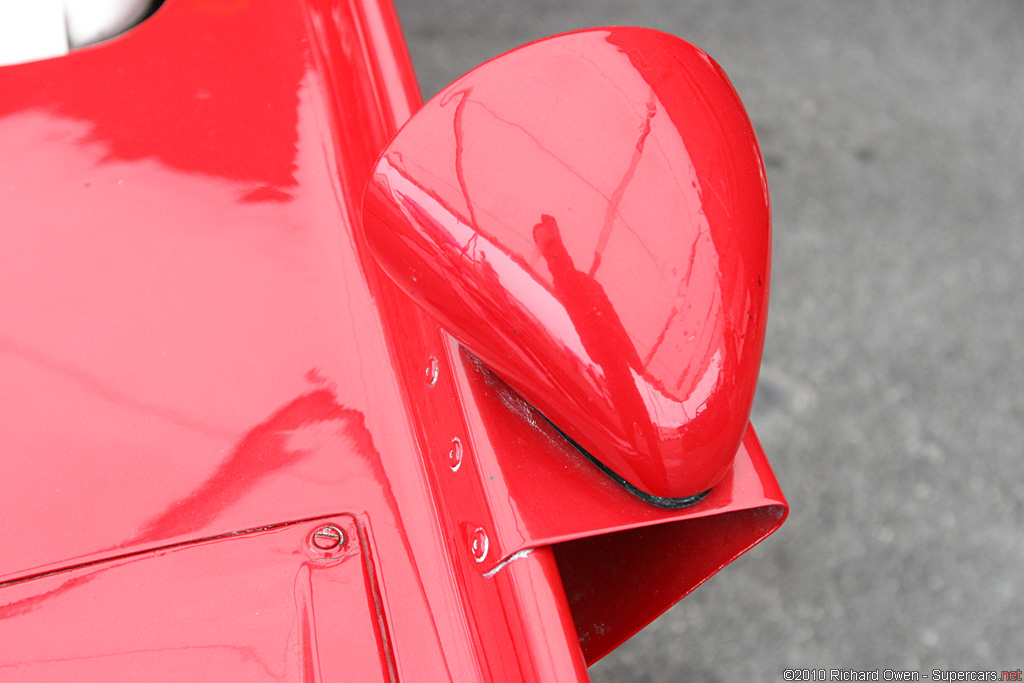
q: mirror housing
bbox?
[362,27,770,504]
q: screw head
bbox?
[310,525,346,551]
[426,356,439,386]
[469,527,489,563]
[448,437,463,472]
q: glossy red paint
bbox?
[0,516,394,681]
[415,334,785,578]
[0,1,785,680]
[362,27,771,501]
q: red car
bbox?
[0,1,785,680]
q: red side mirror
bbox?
[362,27,770,504]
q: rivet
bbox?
[469,527,489,563]
[449,437,463,472]
[426,356,439,386]
[310,524,346,551]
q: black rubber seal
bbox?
[539,414,711,509]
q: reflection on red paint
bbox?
[1,2,785,677]
[0,517,392,681]
[136,390,377,541]
[0,1,304,188]
[363,27,771,499]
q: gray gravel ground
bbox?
[392,2,1024,680]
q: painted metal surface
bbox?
[363,28,771,501]
[0,0,785,679]
[399,332,786,578]
[0,516,394,681]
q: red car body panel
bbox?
[364,27,771,502]
[0,0,786,680]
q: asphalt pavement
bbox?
[392,2,1024,680]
